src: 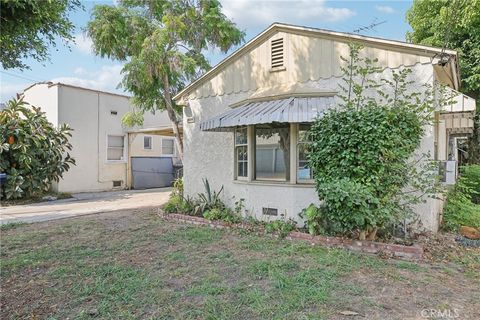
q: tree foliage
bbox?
[0,0,81,70]
[0,99,75,199]
[406,0,480,163]
[307,44,441,240]
[87,0,245,159]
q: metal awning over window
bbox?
[200,96,335,131]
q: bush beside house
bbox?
[0,98,75,199]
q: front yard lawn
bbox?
[1,209,479,319]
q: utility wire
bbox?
[0,70,45,82]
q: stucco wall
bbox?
[21,84,59,126]
[22,84,173,193]
[183,59,444,231]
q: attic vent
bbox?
[271,38,284,69]
[262,207,278,216]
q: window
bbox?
[297,124,313,182]
[255,124,290,181]
[235,127,248,179]
[143,136,152,150]
[271,38,284,69]
[107,135,125,161]
[162,138,175,155]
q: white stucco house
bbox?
[174,23,476,232]
[21,82,181,193]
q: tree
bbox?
[406,0,480,163]
[86,0,245,159]
[0,98,75,199]
[0,0,81,70]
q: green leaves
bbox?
[0,98,76,199]
[87,0,244,158]
[0,0,82,70]
[308,44,440,239]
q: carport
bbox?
[126,126,183,189]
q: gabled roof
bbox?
[174,23,459,102]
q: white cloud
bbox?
[0,83,28,102]
[74,34,94,55]
[220,0,356,29]
[51,65,125,94]
[375,5,395,14]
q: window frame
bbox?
[161,138,175,157]
[233,123,314,185]
[254,123,290,182]
[143,136,152,150]
[106,134,126,163]
[234,127,248,180]
[296,123,314,184]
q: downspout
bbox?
[96,92,109,184]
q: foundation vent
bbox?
[262,207,278,216]
[113,180,122,187]
[271,38,284,69]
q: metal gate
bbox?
[131,157,175,189]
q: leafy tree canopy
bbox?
[87,0,245,158]
[406,0,480,164]
[0,0,82,70]
[406,0,480,95]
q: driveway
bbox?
[0,188,171,225]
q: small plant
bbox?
[163,194,184,214]
[195,178,225,214]
[172,178,184,197]
[300,204,327,236]
[265,218,296,238]
[234,197,245,215]
[443,165,480,231]
[203,207,241,224]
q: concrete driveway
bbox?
[0,188,171,225]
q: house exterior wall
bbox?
[183,30,446,231]
[22,83,173,193]
[22,84,59,126]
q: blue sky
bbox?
[0,0,414,102]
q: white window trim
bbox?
[161,138,175,157]
[143,135,153,150]
[106,134,127,163]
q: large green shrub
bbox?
[443,165,480,231]
[308,44,441,240]
[0,98,75,199]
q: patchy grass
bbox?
[0,221,27,231]
[1,192,72,206]
[0,209,479,319]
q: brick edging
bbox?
[161,212,423,261]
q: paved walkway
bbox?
[0,188,171,225]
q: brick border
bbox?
[162,212,423,261]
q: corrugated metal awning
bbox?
[200,96,335,131]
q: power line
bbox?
[0,70,45,82]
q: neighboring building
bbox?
[174,23,476,232]
[21,82,180,193]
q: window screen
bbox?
[107,135,125,161]
[162,139,174,155]
[144,136,152,150]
